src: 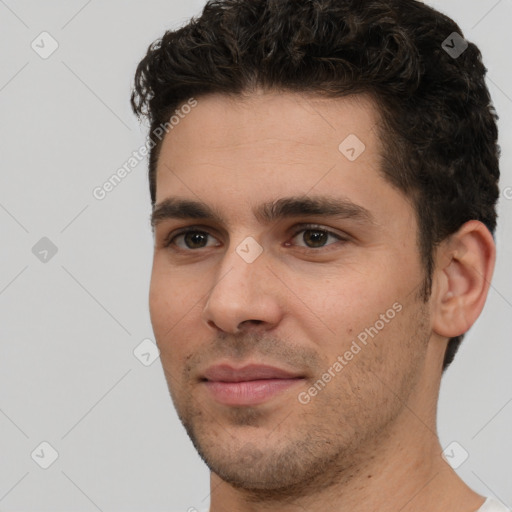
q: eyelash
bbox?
[163,224,348,253]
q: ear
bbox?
[430,220,496,338]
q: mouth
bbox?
[200,363,306,406]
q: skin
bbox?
[148,90,496,512]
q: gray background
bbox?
[0,0,510,511]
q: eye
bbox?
[164,228,220,250]
[287,224,347,250]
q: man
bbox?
[131,0,508,510]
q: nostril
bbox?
[240,320,263,327]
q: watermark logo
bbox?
[31,31,59,59]
[133,338,160,367]
[236,236,264,263]
[339,134,366,161]
[442,441,469,469]
[442,32,468,59]
[31,441,59,469]
[32,237,58,263]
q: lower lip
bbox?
[203,378,304,406]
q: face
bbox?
[149,91,433,495]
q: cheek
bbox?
[148,270,172,336]
[308,274,416,365]
[296,271,392,330]
[149,260,196,326]
[148,264,206,360]
[148,270,188,363]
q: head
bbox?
[131,0,499,498]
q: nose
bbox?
[201,242,283,334]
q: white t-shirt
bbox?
[477,497,511,511]
[196,498,510,512]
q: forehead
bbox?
[152,90,414,233]
[158,90,381,161]
[155,91,382,182]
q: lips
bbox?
[201,363,305,406]
[202,363,303,382]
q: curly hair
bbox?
[130,0,500,371]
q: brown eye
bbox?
[288,224,347,251]
[165,229,220,250]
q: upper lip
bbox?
[202,364,304,382]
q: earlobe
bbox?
[431,220,496,339]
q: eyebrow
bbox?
[150,195,376,229]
